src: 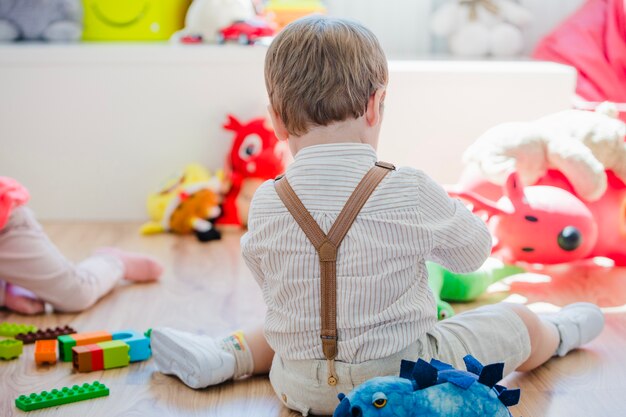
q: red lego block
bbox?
[87,344,104,371]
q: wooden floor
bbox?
[1,222,626,417]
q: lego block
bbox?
[57,335,76,362]
[16,326,76,344]
[88,344,105,371]
[34,340,57,365]
[99,340,130,369]
[15,381,109,411]
[72,346,93,372]
[72,344,107,373]
[0,339,23,360]
[58,331,111,362]
[112,330,151,362]
[0,322,37,338]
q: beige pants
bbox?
[0,206,124,312]
[270,304,531,416]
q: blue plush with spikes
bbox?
[333,355,520,417]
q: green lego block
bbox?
[15,381,109,411]
[58,334,77,362]
[0,339,23,360]
[98,340,130,369]
[0,322,37,338]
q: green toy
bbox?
[0,339,23,360]
[15,381,109,412]
[0,322,37,338]
[427,258,525,320]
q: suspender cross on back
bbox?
[274,161,395,386]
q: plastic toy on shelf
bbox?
[0,339,23,360]
[15,381,109,412]
[35,340,57,365]
[217,18,275,44]
[16,326,76,344]
[264,0,326,30]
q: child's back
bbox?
[242,143,491,363]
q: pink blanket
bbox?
[533,0,626,106]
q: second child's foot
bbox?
[4,284,45,315]
[151,328,236,389]
[544,302,604,357]
[95,248,163,282]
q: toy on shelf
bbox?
[172,0,255,43]
[430,0,532,57]
[0,322,37,338]
[217,115,287,228]
[264,0,326,31]
[427,259,524,320]
[141,164,223,242]
[217,18,275,45]
[35,340,58,365]
[72,340,130,372]
[82,0,191,41]
[0,0,83,42]
[111,330,151,362]
[15,381,109,412]
[334,355,519,417]
[16,326,76,344]
[0,339,23,360]
[58,331,112,362]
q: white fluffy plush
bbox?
[171,0,254,43]
[463,103,626,201]
[431,0,532,57]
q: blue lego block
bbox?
[111,329,151,362]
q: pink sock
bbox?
[95,248,163,282]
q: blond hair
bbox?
[265,16,388,136]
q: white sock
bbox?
[219,331,254,379]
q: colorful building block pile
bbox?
[0,338,23,360]
[16,326,76,344]
[59,330,151,365]
[15,381,109,411]
[58,331,113,362]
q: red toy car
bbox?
[217,19,275,45]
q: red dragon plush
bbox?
[217,114,287,227]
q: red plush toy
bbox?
[217,114,287,227]
[454,169,626,266]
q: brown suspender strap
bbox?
[274,161,395,385]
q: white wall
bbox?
[0,44,576,220]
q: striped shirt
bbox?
[241,143,491,363]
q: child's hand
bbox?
[5,284,45,315]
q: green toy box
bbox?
[82,0,191,41]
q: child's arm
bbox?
[240,192,266,287]
[417,171,492,273]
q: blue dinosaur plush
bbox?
[333,355,520,417]
[0,0,82,42]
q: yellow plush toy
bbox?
[141,164,223,242]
